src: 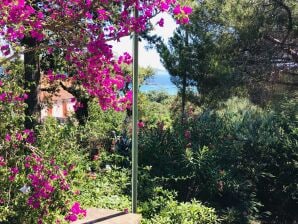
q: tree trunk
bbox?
[60,81,89,125]
[23,37,41,129]
[74,98,89,126]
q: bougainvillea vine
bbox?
[0,0,192,111]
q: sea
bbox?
[1,66,178,95]
[140,70,177,95]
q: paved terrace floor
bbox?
[72,208,142,224]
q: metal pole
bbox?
[132,4,139,214]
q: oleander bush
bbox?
[138,97,298,223]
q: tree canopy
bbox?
[157,0,297,106]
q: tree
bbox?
[157,0,297,106]
[157,27,195,119]
[0,0,192,128]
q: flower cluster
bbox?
[138,120,145,128]
[64,202,87,222]
[0,91,28,103]
[26,155,61,208]
[5,129,36,144]
[173,4,193,24]
[0,68,85,223]
[0,79,28,105]
[1,131,83,223]
[9,167,19,182]
[0,44,10,55]
[24,153,81,222]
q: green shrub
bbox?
[36,119,131,211]
[138,97,297,223]
[143,199,218,224]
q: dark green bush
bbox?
[138,97,297,223]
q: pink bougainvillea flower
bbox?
[65,202,86,222]
[173,5,182,15]
[65,214,78,222]
[184,130,191,139]
[182,6,193,15]
[9,167,19,181]
[157,18,164,27]
[5,134,11,142]
[16,132,23,141]
[23,129,36,144]
[0,45,10,56]
[160,2,169,11]
[0,156,6,166]
[138,120,145,128]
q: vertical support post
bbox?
[181,30,189,123]
[132,4,139,214]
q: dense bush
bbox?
[0,96,128,224]
[0,77,86,223]
[36,117,131,210]
[137,169,219,224]
[139,97,297,223]
[138,91,174,128]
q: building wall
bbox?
[40,99,75,121]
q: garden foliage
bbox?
[138,97,297,223]
[0,1,296,223]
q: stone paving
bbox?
[72,208,141,224]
